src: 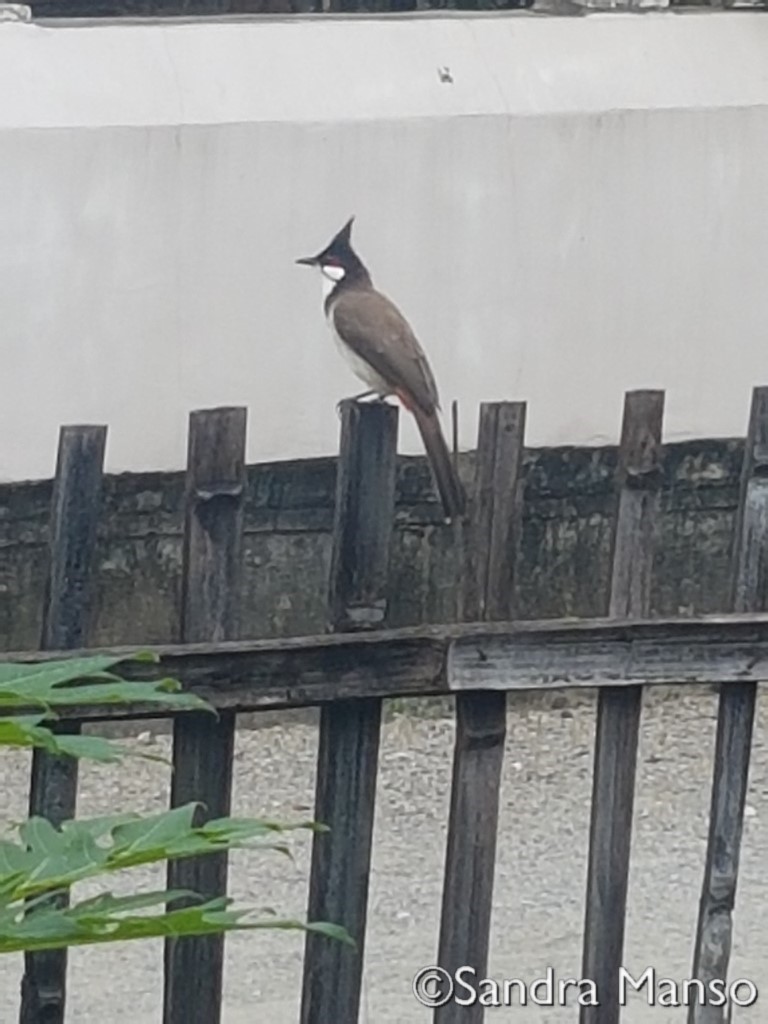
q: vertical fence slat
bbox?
[19,424,107,1024]
[163,407,246,1024]
[580,390,665,1024]
[435,401,526,1024]
[689,387,768,1024]
[300,399,398,1024]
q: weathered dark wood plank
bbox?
[301,400,398,1024]
[436,402,526,1024]
[20,424,107,1024]
[465,403,526,624]
[163,407,246,1024]
[5,612,768,716]
[581,390,665,1024]
[689,387,768,1024]
[326,401,399,633]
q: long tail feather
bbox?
[412,406,466,521]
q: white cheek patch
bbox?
[321,264,346,282]
[320,263,345,303]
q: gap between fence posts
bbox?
[163,407,246,1024]
[300,399,398,1024]
[19,424,107,1024]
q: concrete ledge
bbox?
[2,12,768,128]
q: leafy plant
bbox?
[0,654,350,952]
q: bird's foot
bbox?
[336,391,387,417]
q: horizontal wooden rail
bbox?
[6,611,768,718]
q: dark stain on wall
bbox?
[0,438,744,651]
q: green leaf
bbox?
[0,655,351,958]
[71,889,201,915]
[0,889,354,953]
[0,716,170,766]
[0,805,316,904]
[0,656,210,714]
[110,804,200,856]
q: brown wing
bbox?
[332,290,441,413]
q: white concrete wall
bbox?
[1,12,767,480]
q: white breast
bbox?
[326,303,390,396]
[312,263,390,395]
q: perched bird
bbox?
[296,217,465,520]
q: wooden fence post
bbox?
[300,399,398,1024]
[19,424,107,1024]
[163,407,246,1024]
[689,386,768,1024]
[580,390,665,1024]
[435,401,526,1024]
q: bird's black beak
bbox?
[295,254,319,266]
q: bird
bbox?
[296,217,466,521]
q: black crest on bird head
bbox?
[296,217,365,274]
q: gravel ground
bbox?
[0,686,766,1023]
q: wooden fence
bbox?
[27,0,760,20]
[5,386,767,1024]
